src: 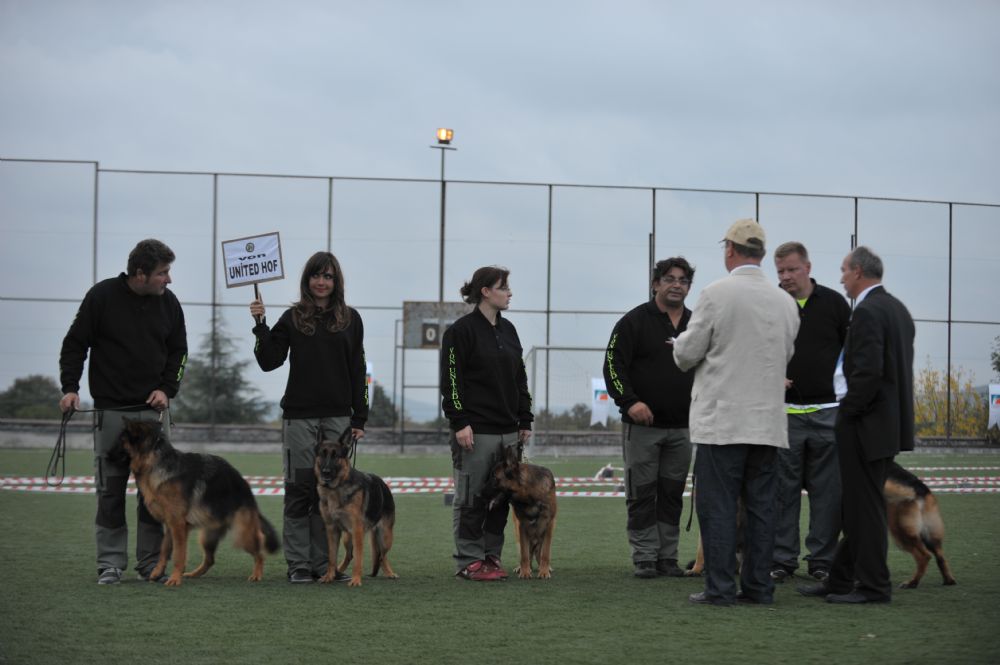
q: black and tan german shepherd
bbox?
[486,445,558,579]
[686,462,957,588]
[109,419,280,586]
[885,461,956,588]
[314,429,398,587]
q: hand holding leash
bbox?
[59,392,80,414]
[146,389,169,412]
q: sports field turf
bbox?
[1,448,999,665]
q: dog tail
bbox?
[260,514,281,554]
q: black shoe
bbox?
[288,569,314,584]
[656,559,685,577]
[688,591,733,606]
[736,591,772,605]
[770,568,793,583]
[313,570,350,583]
[138,570,169,584]
[826,591,890,604]
[809,568,830,583]
[634,561,657,579]
[796,582,831,597]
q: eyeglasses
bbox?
[311,272,335,281]
[660,276,691,286]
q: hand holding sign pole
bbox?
[221,232,284,326]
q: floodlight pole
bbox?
[430,130,456,433]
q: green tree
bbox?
[534,403,615,430]
[992,335,999,379]
[0,374,63,419]
[367,381,400,427]
[171,315,271,425]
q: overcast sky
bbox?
[2,1,998,417]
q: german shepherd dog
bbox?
[885,461,956,588]
[109,419,280,586]
[687,462,958,588]
[485,445,558,579]
[314,429,398,587]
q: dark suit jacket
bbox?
[838,286,915,461]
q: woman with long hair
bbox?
[250,251,368,584]
[440,265,533,581]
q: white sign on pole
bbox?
[989,384,1000,431]
[591,377,611,426]
[221,232,285,288]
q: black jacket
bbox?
[253,306,368,427]
[784,281,851,405]
[440,308,533,434]
[59,274,188,409]
[603,301,692,428]
[838,286,915,459]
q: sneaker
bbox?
[288,569,315,584]
[809,568,830,583]
[314,570,351,583]
[656,559,685,577]
[484,554,509,580]
[97,568,122,585]
[770,568,792,583]
[634,561,658,579]
[456,560,504,581]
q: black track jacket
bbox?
[440,308,533,434]
[60,274,188,409]
[253,307,369,427]
[604,301,692,428]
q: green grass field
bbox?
[2,448,999,665]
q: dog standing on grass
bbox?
[109,419,280,586]
[687,461,957,588]
[885,461,956,588]
[486,445,558,579]
[314,429,398,587]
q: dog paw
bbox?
[348,578,362,587]
[537,569,552,579]
[898,580,919,589]
[165,576,183,587]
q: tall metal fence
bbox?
[2,156,998,442]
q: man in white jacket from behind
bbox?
[673,218,799,606]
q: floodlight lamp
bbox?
[436,128,454,145]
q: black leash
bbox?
[46,409,75,487]
[45,404,167,486]
[349,434,358,468]
[685,471,696,532]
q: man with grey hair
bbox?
[799,245,915,604]
[674,219,799,606]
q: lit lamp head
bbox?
[436,128,454,145]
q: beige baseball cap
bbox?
[723,218,765,250]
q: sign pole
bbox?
[253,283,262,325]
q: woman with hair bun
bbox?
[440,265,533,581]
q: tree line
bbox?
[3,332,999,439]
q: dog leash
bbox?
[45,409,75,487]
[45,404,168,487]
[684,471,696,532]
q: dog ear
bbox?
[338,427,353,445]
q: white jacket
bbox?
[673,266,799,447]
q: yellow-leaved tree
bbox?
[914,361,988,437]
